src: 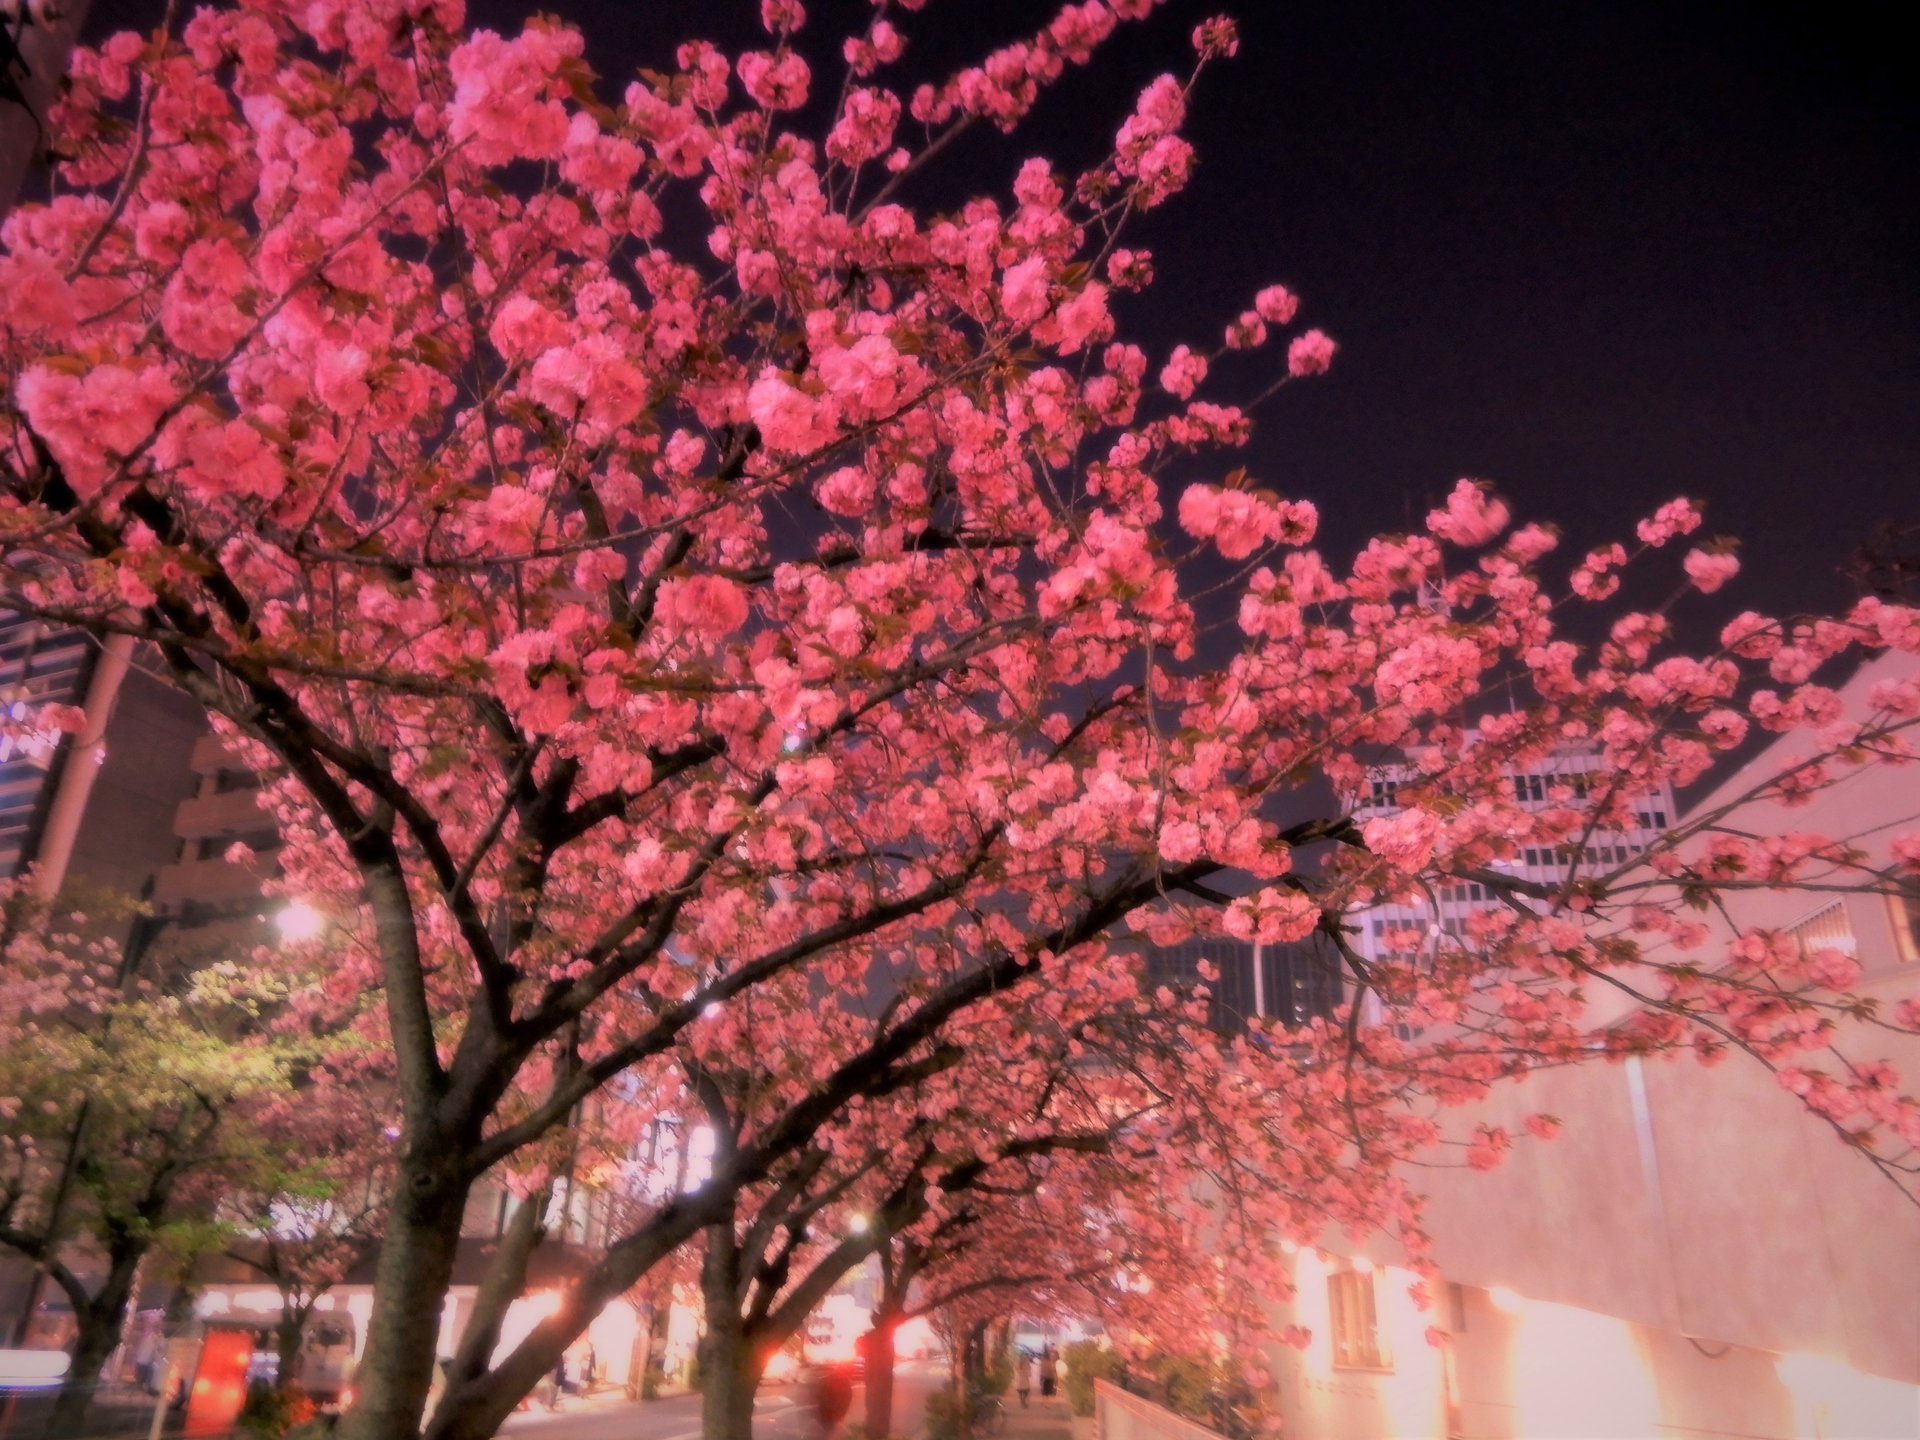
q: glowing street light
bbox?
[275,901,325,943]
[847,1214,870,1235]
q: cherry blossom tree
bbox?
[670,990,1216,1440]
[218,1082,394,1403]
[3,4,1919,1440]
[857,1153,1214,1439]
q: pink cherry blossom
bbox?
[1683,547,1741,594]
[1426,478,1511,547]
[668,574,750,640]
[1000,255,1052,324]
[1160,344,1208,399]
[1364,808,1445,871]
[314,345,372,415]
[1254,285,1299,324]
[1636,497,1705,546]
[1286,329,1336,376]
[738,50,811,110]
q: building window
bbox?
[1140,937,1256,1035]
[1261,934,1344,1029]
[1512,775,1544,803]
[1887,888,1920,964]
[1328,1268,1392,1371]
[1787,901,1856,958]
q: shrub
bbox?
[1147,1354,1219,1422]
[924,1387,968,1440]
[983,1347,1014,1398]
[238,1382,314,1439]
[1062,1341,1119,1418]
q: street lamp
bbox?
[847,1214,869,1235]
[275,901,325,943]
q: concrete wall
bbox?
[68,667,207,900]
[1259,651,1920,1436]
[1095,1379,1228,1440]
[1415,651,1920,1390]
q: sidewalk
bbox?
[1002,1393,1073,1440]
[502,1385,650,1424]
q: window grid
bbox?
[1787,901,1856,957]
[1328,1269,1391,1371]
[1885,890,1920,964]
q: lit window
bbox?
[1887,888,1920,964]
[1786,901,1856,959]
[1328,1269,1392,1371]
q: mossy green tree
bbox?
[0,885,327,1437]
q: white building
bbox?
[1261,650,1920,1438]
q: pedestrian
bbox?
[546,1354,567,1411]
[814,1360,855,1438]
[1040,1346,1058,1399]
[1017,1350,1035,1409]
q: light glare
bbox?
[276,901,325,943]
[1489,1285,1526,1314]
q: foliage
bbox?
[2,3,1919,1440]
[240,1379,316,1439]
[1062,1341,1118,1418]
[1145,1352,1222,1423]
[0,884,376,1431]
[981,1346,1015,1400]
[923,1388,968,1440]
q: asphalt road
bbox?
[500,1360,949,1440]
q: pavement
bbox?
[1001,1393,1074,1440]
[500,1359,948,1440]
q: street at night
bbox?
[499,1365,949,1440]
[1,1,1915,1438]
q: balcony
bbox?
[151,853,277,909]
[172,787,271,839]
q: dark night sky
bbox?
[79,0,1920,624]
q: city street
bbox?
[499,1360,950,1440]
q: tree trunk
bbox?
[863,1315,899,1440]
[334,1154,471,1440]
[276,1304,307,1397]
[699,1222,759,1440]
[46,1300,129,1438]
[442,1183,550,1398]
[45,1239,146,1439]
[421,1188,723,1440]
[699,1320,760,1440]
